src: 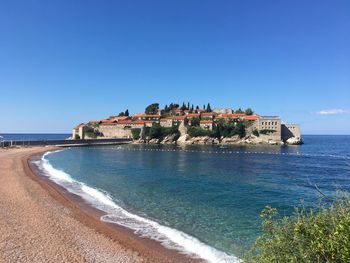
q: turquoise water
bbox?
[39,135,350,261]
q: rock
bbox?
[148,138,160,144]
[221,135,241,144]
[286,137,303,145]
[176,134,191,144]
[178,123,188,136]
[161,134,177,144]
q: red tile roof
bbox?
[187,113,200,117]
[74,123,85,130]
[88,120,101,124]
[200,120,213,124]
[201,112,214,116]
[244,115,259,121]
[171,115,187,120]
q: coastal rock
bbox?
[286,137,303,145]
[176,134,191,144]
[148,138,160,144]
[221,135,241,144]
[161,134,177,144]
[190,136,211,144]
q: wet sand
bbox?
[0,147,199,263]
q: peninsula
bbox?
[72,103,302,145]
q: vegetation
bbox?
[214,119,246,138]
[149,123,179,139]
[245,108,254,115]
[84,130,99,139]
[131,128,141,140]
[260,129,276,135]
[206,103,212,112]
[187,126,213,137]
[190,117,200,127]
[252,129,259,137]
[118,109,129,116]
[145,103,159,115]
[244,196,350,263]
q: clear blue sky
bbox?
[1,0,349,134]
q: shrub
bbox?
[187,126,212,137]
[244,197,350,263]
[252,129,259,137]
[259,129,276,135]
[149,123,179,139]
[131,128,141,140]
[84,130,98,139]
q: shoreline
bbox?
[27,148,201,263]
[0,147,200,263]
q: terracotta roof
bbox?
[88,120,101,124]
[244,115,258,121]
[144,114,160,118]
[171,116,187,120]
[187,113,200,117]
[201,112,214,116]
[117,120,146,125]
[133,113,145,118]
[100,119,116,123]
[200,120,213,124]
[109,116,129,120]
[74,123,85,130]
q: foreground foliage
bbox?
[244,197,350,263]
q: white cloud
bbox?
[317,109,350,115]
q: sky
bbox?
[0,0,349,134]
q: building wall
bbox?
[257,117,281,141]
[160,120,173,127]
[281,124,301,141]
[98,125,134,138]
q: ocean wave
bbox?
[36,150,240,263]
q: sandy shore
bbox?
[0,147,198,263]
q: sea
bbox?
[31,135,350,262]
[0,133,70,141]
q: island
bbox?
[71,102,302,145]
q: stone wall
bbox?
[281,124,301,141]
[98,125,132,138]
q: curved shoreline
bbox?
[0,147,199,263]
[26,147,201,263]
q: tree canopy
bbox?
[145,103,159,114]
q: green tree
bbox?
[131,128,141,139]
[206,103,212,112]
[190,117,200,126]
[235,108,244,114]
[145,103,159,114]
[124,109,129,116]
[245,108,254,115]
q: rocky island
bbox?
[72,102,302,145]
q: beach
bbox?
[0,147,197,263]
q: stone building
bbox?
[200,120,215,130]
[281,124,301,141]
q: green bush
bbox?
[244,197,350,263]
[187,126,212,137]
[149,123,179,139]
[84,130,98,138]
[214,120,246,138]
[259,129,276,135]
[252,129,259,137]
[131,128,141,140]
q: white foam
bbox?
[36,151,241,263]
